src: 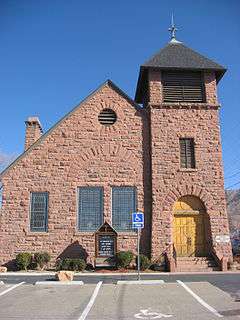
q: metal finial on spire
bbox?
[168,13,179,43]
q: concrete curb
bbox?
[0,272,55,276]
[35,281,84,285]
[71,271,240,276]
[0,271,240,276]
[117,280,165,285]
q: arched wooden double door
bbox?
[173,196,207,257]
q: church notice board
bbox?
[95,222,117,259]
[98,235,115,257]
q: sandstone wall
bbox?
[148,69,232,260]
[0,82,151,266]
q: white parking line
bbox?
[35,281,84,285]
[78,281,102,320]
[117,280,165,285]
[0,282,25,297]
[177,280,223,318]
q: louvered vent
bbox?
[162,71,205,103]
[98,109,117,126]
[180,138,196,169]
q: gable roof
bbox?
[0,80,140,178]
[96,221,118,234]
[135,41,227,103]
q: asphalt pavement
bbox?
[1,272,240,299]
[0,279,239,320]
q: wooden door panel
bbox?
[173,214,206,257]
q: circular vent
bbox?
[98,109,117,126]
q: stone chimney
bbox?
[24,117,43,151]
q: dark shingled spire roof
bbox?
[135,41,227,103]
[143,42,226,70]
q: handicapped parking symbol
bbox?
[135,214,142,222]
[134,308,173,319]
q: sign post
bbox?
[132,212,144,281]
[137,227,140,281]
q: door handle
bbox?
[187,237,192,245]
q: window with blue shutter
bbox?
[30,192,48,232]
[112,187,137,231]
[78,187,103,231]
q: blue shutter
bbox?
[30,192,48,232]
[112,187,136,231]
[78,187,103,231]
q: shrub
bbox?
[150,263,166,272]
[116,251,134,269]
[56,258,71,271]
[55,258,64,271]
[150,255,166,271]
[56,258,86,271]
[28,260,37,270]
[69,259,86,271]
[136,254,151,271]
[34,252,51,270]
[85,263,94,271]
[16,252,32,271]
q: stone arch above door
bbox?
[173,195,206,213]
[162,185,214,212]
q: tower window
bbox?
[98,109,117,126]
[162,71,205,103]
[180,138,196,169]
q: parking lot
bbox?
[0,278,240,320]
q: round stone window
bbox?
[98,109,117,126]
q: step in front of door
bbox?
[175,257,220,272]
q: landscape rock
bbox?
[55,270,74,281]
[0,266,7,273]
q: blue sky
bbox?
[0,0,239,189]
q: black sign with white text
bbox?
[98,235,115,257]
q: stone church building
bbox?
[0,31,232,271]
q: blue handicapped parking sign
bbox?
[132,212,144,229]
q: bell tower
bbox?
[135,19,232,271]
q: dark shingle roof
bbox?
[135,41,227,103]
[143,42,226,70]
